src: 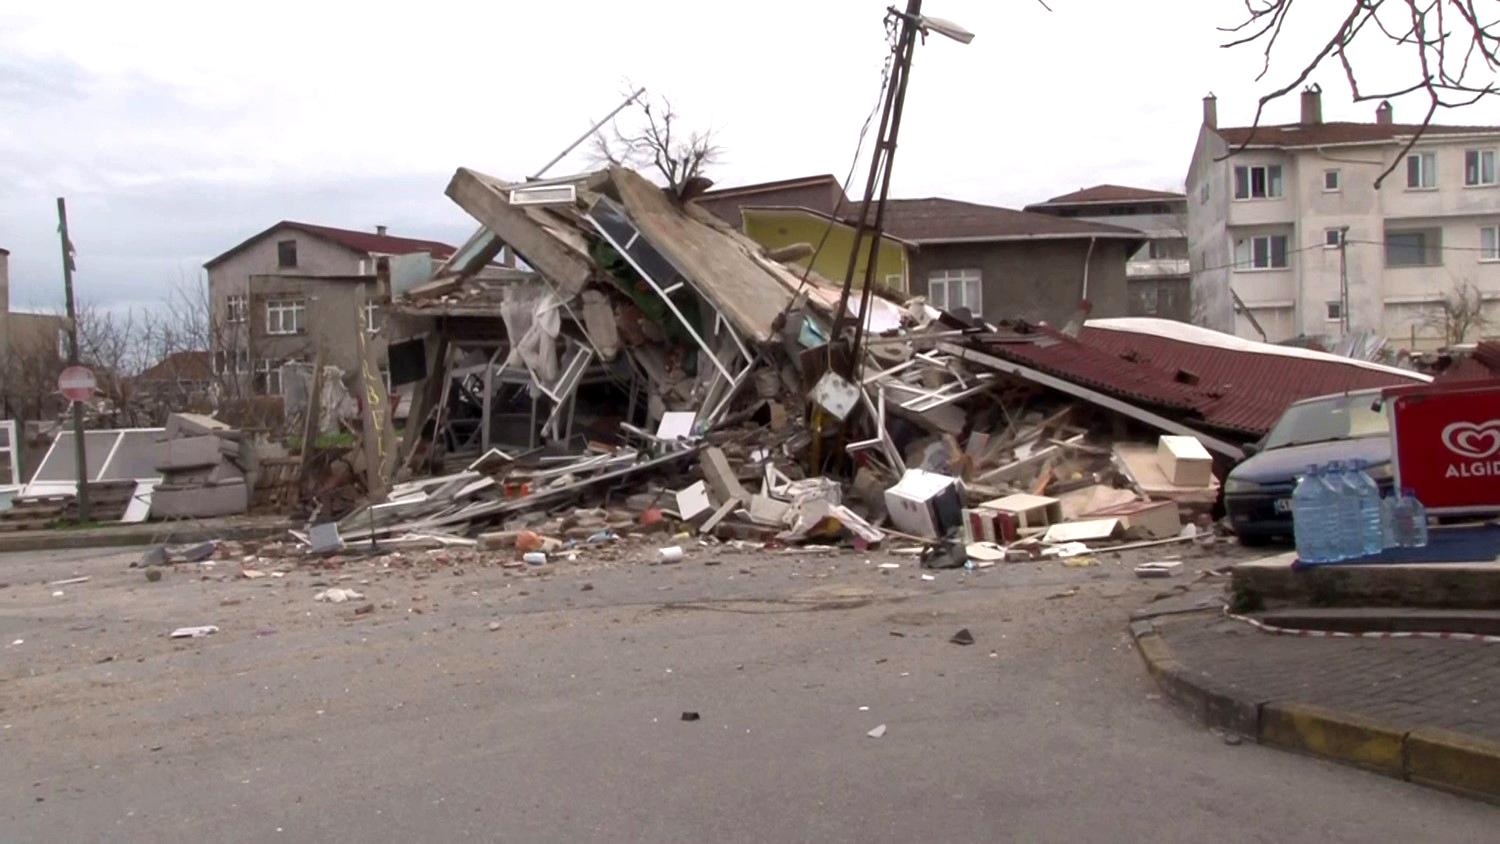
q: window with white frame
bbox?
[1323,169,1341,192]
[884,273,905,291]
[363,300,380,334]
[1233,164,1283,199]
[1406,152,1437,189]
[1481,226,1500,262]
[213,348,249,375]
[226,294,247,324]
[1324,228,1344,248]
[927,269,982,313]
[265,299,304,335]
[1326,301,1343,322]
[1466,149,1498,186]
[1234,234,1289,270]
[254,359,282,395]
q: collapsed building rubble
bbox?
[285,163,1426,567]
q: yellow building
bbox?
[695,175,910,294]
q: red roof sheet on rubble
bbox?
[976,322,1426,437]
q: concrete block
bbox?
[156,436,240,471]
[748,494,791,527]
[163,413,234,440]
[149,480,248,519]
[1405,727,1500,802]
[1258,701,1405,776]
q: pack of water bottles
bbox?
[1291,460,1428,563]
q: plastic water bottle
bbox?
[1347,460,1384,557]
[1392,488,1429,548]
[1379,494,1399,549]
[1292,465,1332,562]
[1321,461,1353,561]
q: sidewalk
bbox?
[1132,596,1500,802]
[0,514,295,554]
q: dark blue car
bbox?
[1224,389,1394,545]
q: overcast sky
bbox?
[3,0,1496,312]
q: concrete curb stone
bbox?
[1129,617,1500,804]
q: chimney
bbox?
[1202,92,1218,130]
[1300,83,1323,125]
[375,225,388,237]
[1375,100,1393,125]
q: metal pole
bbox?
[56,197,90,521]
[1337,226,1350,335]
[831,5,915,339]
[847,3,922,379]
[531,87,646,181]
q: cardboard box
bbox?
[883,469,961,539]
[1156,435,1213,487]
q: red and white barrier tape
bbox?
[1222,608,1500,643]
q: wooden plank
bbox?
[445,168,593,298]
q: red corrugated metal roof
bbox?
[973,322,1425,437]
[204,221,456,268]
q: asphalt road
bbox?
[2,540,1497,842]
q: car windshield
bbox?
[1262,392,1389,450]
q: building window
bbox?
[213,348,249,375]
[1199,180,1209,203]
[1323,169,1341,192]
[1406,152,1436,189]
[1233,164,1283,199]
[265,299,305,335]
[1481,226,1500,262]
[1324,228,1344,249]
[277,239,298,268]
[226,294,248,324]
[1234,235,1289,270]
[1384,228,1443,267]
[254,359,282,395]
[1326,301,1343,322]
[1465,149,1497,186]
[363,300,380,334]
[884,273,905,291]
[927,268,982,313]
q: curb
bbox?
[1130,619,1500,803]
[0,520,295,554]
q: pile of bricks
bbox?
[150,413,250,519]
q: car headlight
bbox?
[1224,477,1261,494]
[1364,462,1394,482]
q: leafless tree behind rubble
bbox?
[1421,278,1493,346]
[1222,0,1500,185]
[591,89,721,198]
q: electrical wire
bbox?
[782,15,902,308]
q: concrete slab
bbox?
[1233,550,1500,609]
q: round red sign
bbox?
[57,365,96,403]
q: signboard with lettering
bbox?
[1386,379,1500,514]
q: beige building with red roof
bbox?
[1187,86,1500,349]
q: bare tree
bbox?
[1222,1,1500,185]
[1422,278,1493,346]
[592,89,721,198]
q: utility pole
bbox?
[1337,225,1351,335]
[829,1,971,380]
[57,197,90,522]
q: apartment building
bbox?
[1186,86,1500,348]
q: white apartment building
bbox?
[1186,86,1500,349]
